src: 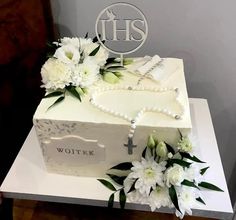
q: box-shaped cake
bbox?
[33,55,191,177]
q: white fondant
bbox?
[33,57,192,175]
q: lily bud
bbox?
[76,86,85,95]
[156,141,168,158]
[114,71,123,77]
[103,72,119,84]
[123,58,133,65]
[147,135,156,149]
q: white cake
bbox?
[33,57,191,177]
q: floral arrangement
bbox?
[41,35,129,108]
[98,131,223,219]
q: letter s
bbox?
[130,19,145,41]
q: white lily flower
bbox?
[54,44,81,65]
[79,37,93,50]
[83,42,109,66]
[185,164,204,184]
[175,186,199,219]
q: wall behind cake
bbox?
[50,0,236,205]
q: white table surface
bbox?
[0,98,233,219]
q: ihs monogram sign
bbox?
[95,2,148,57]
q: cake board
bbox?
[0,99,233,219]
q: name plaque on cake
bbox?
[43,135,105,166]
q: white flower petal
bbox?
[126,158,166,196]
[148,186,171,211]
[83,42,109,66]
[41,58,72,90]
[164,164,185,187]
[72,57,100,87]
[54,44,81,65]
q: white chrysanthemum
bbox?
[41,58,72,90]
[177,136,193,153]
[83,42,109,66]
[175,186,199,219]
[123,178,148,204]
[58,37,92,50]
[70,64,82,86]
[79,37,93,50]
[72,57,100,88]
[127,158,166,196]
[148,186,172,211]
[165,164,185,187]
[54,44,81,65]
[60,37,81,46]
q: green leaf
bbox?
[46,41,59,48]
[180,152,205,163]
[119,188,126,209]
[198,181,224,192]
[44,91,64,98]
[106,65,124,70]
[169,185,181,213]
[108,193,114,208]
[80,51,84,58]
[165,142,175,155]
[106,57,119,64]
[178,129,183,139]
[200,166,210,175]
[99,68,105,76]
[181,179,199,189]
[46,42,54,47]
[168,159,192,168]
[196,197,206,205]
[46,52,54,58]
[142,147,147,158]
[109,162,133,171]
[47,96,64,110]
[97,179,116,191]
[106,174,127,186]
[66,86,81,102]
[92,34,101,43]
[89,45,100,56]
[123,58,133,65]
[127,179,137,193]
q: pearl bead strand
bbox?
[89,85,185,139]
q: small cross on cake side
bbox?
[33,57,192,177]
